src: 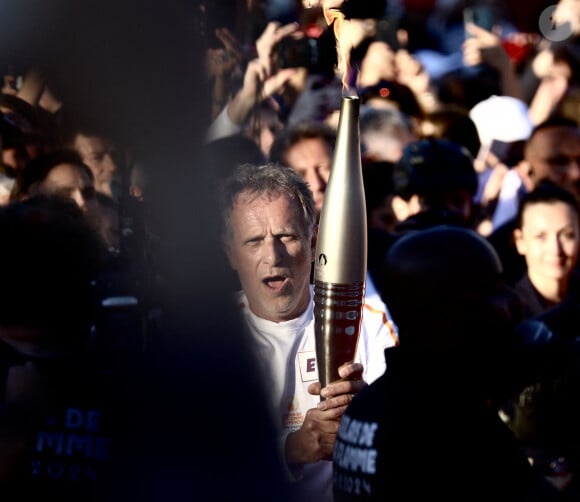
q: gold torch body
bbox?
[314,96,367,389]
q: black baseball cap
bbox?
[393,137,477,200]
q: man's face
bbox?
[225,191,316,322]
[73,133,118,195]
[527,126,580,199]
[283,137,333,216]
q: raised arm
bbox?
[205,21,301,142]
[463,22,524,101]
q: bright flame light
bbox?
[323,5,356,94]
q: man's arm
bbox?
[205,21,300,143]
[463,23,524,101]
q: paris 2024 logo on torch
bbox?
[539,4,574,42]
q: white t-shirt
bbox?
[237,285,398,501]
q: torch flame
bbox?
[323,5,355,94]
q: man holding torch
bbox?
[219,162,397,501]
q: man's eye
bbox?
[280,235,298,243]
[562,231,577,241]
[548,156,571,167]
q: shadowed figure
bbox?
[333,226,558,501]
[0,1,289,500]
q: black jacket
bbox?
[333,347,558,501]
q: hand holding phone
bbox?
[463,6,495,37]
[462,7,508,70]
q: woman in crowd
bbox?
[513,180,580,318]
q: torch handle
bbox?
[314,280,365,390]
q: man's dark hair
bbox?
[423,106,481,159]
[57,111,115,149]
[269,121,336,165]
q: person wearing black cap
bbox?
[364,137,480,297]
[332,226,558,501]
[390,137,478,233]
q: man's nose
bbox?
[541,232,565,255]
[263,239,284,264]
[306,169,327,193]
[104,153,118,173]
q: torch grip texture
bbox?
[314,280,365,389]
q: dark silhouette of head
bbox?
[380,225,517,361]
[0,195,105,344]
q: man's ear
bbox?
[391,195,411,222]
[515,160,535,192]
[129,185,143,201]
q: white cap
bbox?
[469,95,533,146]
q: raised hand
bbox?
[357,41,397,87]
[463,22,523,100]
[463,22,510,70]
[395,48,430,97]
[255,21,301,72]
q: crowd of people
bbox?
[2,0,580,500]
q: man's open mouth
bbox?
[263,276,288,290]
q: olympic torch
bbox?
[314,95,367,390]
